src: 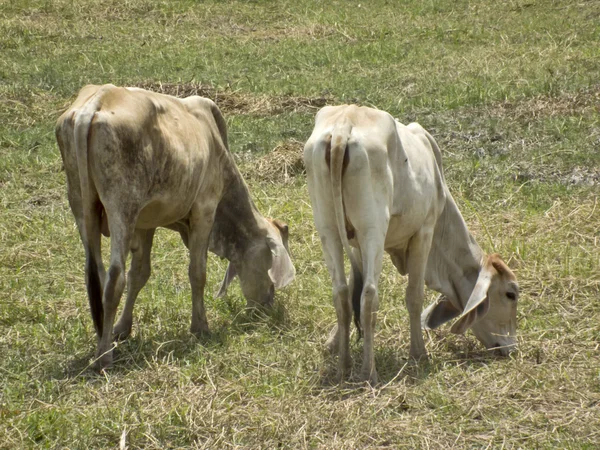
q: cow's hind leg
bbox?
[324,247,360,359]
[113,228,155,341]
[320,230,351,379]
[405,227,434,361]
[95,214,136,370]
[357,230,385,385]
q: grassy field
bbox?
[1,0,599,447]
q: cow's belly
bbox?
[134,161,216,230]
[136,197,195,229]
[383,212,427,251]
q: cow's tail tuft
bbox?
[351,264,364,339]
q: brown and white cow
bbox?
[56,84,295,369]
[304,105,519,384]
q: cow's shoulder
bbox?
[179,96,229,150]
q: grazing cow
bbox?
[56,84,295,369]
[304,105,519,384]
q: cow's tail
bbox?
[74,96,104,337]
[329,120,364,337]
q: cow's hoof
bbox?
[409,350,429,364]
[113,321,132,341]
[337,361,352,382]
[361,368,378,386]
[93,352,113,371]
[190,325,210,338]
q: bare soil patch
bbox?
[515,164,600,186]
[422,85,600,162]
[489,84,600,120]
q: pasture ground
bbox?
[1,0,599,448]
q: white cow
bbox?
[304,105,519,384]
[56,85,295,369]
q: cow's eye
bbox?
[506,292,517,301]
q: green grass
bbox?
[1,0,599,448]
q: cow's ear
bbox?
[450,297,490,334]
[271,219,289,247]
[215,262,237,298]
[450,263,494,334]
[421,295,461,329]
[266,236,295,289]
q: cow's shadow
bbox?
[54,300,290,381]
[317,335,502,391]
[318,344,434,389]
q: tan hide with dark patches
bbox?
[56,84,295,369]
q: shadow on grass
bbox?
[317,336,504,392]
[227,300,290,335]
[52,300,291,381]
[317,342,435,390]
[443,334,509,366]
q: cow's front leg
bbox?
[187,205,216,336]
[405,228,434,361]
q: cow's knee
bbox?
[333,284,350,312]
[361,283,379,320]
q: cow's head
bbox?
[216,218,295,307]
[422,254,519,355]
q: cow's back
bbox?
[384,121,447,251]
[305,105,396,189]
[60,85,227,229]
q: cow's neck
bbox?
[208,160,266,262]
[425,190,485,310]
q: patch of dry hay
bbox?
[242,139,305,184]
[134,81,330,115]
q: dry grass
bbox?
[203,19,338,42]
[488,84,600,121]
[1,0,600,448]
[134,81,331,116]
[239,139,305,184]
